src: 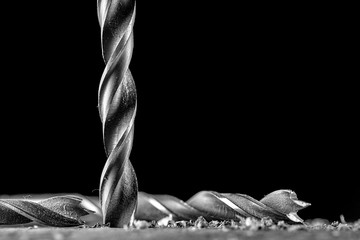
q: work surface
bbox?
[1,228,360,240]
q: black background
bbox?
[1,2,358,222]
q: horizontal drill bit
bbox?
[136,190,311,224]
[0,195,92,227]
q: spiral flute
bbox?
[97,0,138,228]
[136,190,310,224]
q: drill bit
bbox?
[97,0,138,228]
[136,190,311,224]
[0,195,92,227]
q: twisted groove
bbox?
[97,0,138,227]
[136,190,311,224]
[0,196,91,226]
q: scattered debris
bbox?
[82,214,359,233]
[99,216,359,232]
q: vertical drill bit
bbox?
[97,0,138,227]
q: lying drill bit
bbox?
[136,190,311,224]
[0,196,92,227]
[97,0,138,228]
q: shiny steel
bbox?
[136,190,310,224]
[0,196,90,226]
[97,0,138,227]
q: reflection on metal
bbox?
[97,0,138,228]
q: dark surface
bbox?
[0,1,358,222]
[0,228,359,240]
